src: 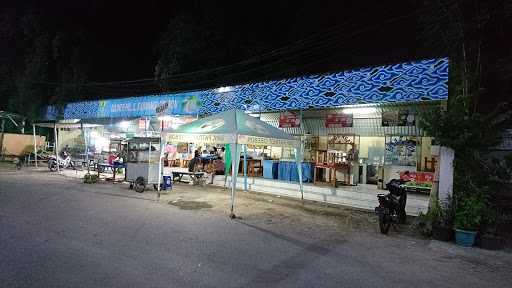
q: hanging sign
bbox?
[279,112,300,128]
[328,134,355,144]
[138,118,147,129]
[155,101,170,117]
[382,109,415,126]
[325,113,353,128]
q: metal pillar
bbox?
[0,119,4,161]
[157,120,164,194]
[54,124,59,172]
[243,145,248,191]
[33,124,38,167]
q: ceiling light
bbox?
[118,121,130,129]
[342,107,377,115]
[158,116,173,121]
[216,86,232,93]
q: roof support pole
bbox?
[0,119,4,161]
[230,142,240,219]
[33,124,38,168]
[54,123,59,172]
[295,141,304,202]
[157,120,164,200]
[243,144,248,192]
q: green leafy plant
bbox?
[414,198,454,237]
[83,173,98,184]
[455,193,490,231]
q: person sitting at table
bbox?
[113,153,124,174]
[107,153,117,166]
[188,150,200,172]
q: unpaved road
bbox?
[1,167,511,288]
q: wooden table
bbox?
[96,162,126,181]
[239,159,262,177]
[313,163,351,186]
[314,163,335,185]
[172,171,206,185]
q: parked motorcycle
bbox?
[375,177,408,234]
[48,152,74,171]
[13,155,24,170]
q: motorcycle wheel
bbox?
[49,161,58,172]
[379,213,391,234]
[16,162,22,170]
[134,177,146,193]
[398,194,407,224]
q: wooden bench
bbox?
[172,171,206,186]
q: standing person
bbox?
[219,147,225,160]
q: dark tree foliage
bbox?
[417,0,512,232]
[0,11,90,119]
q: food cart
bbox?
[126,137,162,192]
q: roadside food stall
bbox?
[126,137,162,192]
[162,109,302,218]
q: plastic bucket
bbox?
[454,229,477,247]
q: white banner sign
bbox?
[155,101,170,117]
[164,133,298,147]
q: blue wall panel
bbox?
[44,58,448,120]
[198,58,448,115]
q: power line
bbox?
[33,3,453,100]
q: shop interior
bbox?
[52,103,437,194]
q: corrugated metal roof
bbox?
[252,102,438,136]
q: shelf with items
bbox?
[311,134,360,186]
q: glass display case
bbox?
[126,137,162,192]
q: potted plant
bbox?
[431,200,454,242]
[454,194,487,247]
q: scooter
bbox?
[48,152,74,171]
[375,177,408,234]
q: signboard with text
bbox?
[155,101,170,117]
[279,112,300,128]
[400,171,434,188]
[382,109,416,126]
[325,113,353,128]
[138,118,147,130]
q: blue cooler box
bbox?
[287,162,314,183]
[263,160,279,179]
[278,161,292,181]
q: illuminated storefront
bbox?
[41,57,448,195]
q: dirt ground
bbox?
[159,182,418,242]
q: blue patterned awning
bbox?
[43,57,448,120]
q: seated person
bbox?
[188,150,200,172]
[107,153,117,165]
[214,159,225,175]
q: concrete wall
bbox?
[1,133,46,156]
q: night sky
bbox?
[2,1,427,81]
[1,1,511,111]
